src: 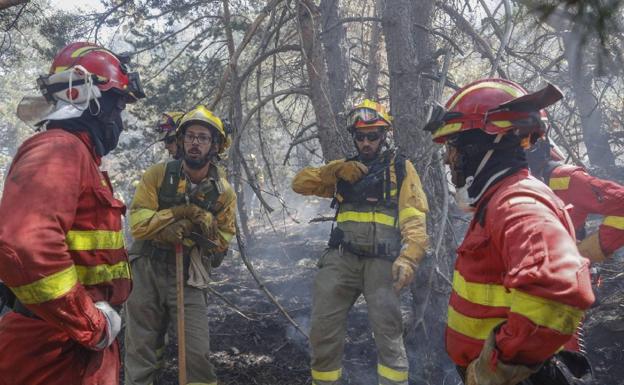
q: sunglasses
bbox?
[353,131,382,142]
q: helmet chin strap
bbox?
[462,133,504,204]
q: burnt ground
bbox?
[119,218,624,385]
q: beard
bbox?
[184,151,210,169]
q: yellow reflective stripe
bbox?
[510,290,583,335]
[217,229,235,243]
[378,363,408,382]
[448,81,524,110]
[10,266,78,305]
[549,176,570,191]
[453,271,584,334]
[398,207,425,224]
[491,120,513,128]
[75,261,131,286]
[390,188,397,197]
[447,306,505,340]
[311,368,342,381]
[336,211,396,227]
[433,122,462,140]
[129,208,156,227]
[66,230,125,251]
[452,271,511,307]
[71,46,107,58]
[604,216,624,230]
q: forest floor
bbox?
[122,218,624,385]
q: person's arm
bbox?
[397,160,429,266]
[494,195,594,365]
[129,163,177,240]
[0,134,107,349]
[292,159,367,198]
[567,169,624,257]
[211,182,237,253]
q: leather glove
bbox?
[170,204,205,221]
[155,219,193,245]
[93,301,121,350]
[334,161,368,183]
[194,211,217,239]
[392,257,416,292]
[465,327,540,385]
[577,232,607,263]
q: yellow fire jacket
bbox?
[292,156,429,265]
[129,162,237,253]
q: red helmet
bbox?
[49,42,144,102]
[425,78,561,144]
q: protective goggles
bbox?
[347,107,389,128]
[125,72,146,102]
[353,130,383,142]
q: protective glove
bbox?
[465,327,540,385]
[93,301,121,351]
[577,232,607,263]
[170,204,205,221]
[154,219,193,245]
[392,257,416,293]
[334,161,368,183]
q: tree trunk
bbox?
[298,0,349,161]
[383,0,457,382]
[365,0,383,99]
[562,29,617,171]
[223,0,251,241]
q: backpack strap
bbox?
[158,159,183,210]
[393,153,407,226]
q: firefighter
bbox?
[292,99,429,385]
[0,42,145,385]
[424,78,595,385]
[527,138,624,263]
[124,105,236,385]
[157,111,184,158]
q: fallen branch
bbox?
[235,222,309,340]
[206,285,257,321]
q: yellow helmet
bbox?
[178,105,231,154]
[156,111,184,139]
[347,99,393,131]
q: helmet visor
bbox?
[348,107,387,128]
[126,72,146,102]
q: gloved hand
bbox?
[155,219,193,245]
[577,232,607,263]
[195,211,217,239]
[334,161,368,183]
[170,204,205,221]
[465,327,539,385]
[93,301,121,351]
[392,257,416,292]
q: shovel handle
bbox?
[175,243,187,384]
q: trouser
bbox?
[309,248,409,385]
[0,312,120,385]
[457,350,594,385]
[124,255,217,385]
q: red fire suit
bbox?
[0,129,131,385]
[548,164,624,256]
[446,169,594,369]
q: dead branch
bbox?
[210,0,284,110]
[235,222,309,340]
[437,1,508,78]
[206,285,258,321]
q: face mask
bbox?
[453,176,476,213]
[94,94,126,156]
